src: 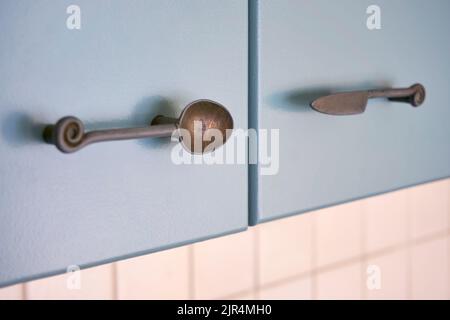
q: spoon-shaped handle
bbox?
[43,116,177,153]
[43,99,234,154]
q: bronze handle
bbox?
[43,99,234,154]
[310,83,426,115]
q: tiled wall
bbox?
[1,179,449,300]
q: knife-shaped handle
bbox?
[367,83,426,107]
[310,83,426,115]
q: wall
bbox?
[0,179,449,300]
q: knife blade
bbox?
[310,91,369,115]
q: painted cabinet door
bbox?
[0,0,247,287]
[250,0,450,224]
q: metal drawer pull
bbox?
[43,99,233,154]
[310,83,426,115]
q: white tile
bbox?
[193,230,255,299]
[365,190,408,252]
[259,213,313,285]
[409,180,449,239]
[116,246,189,300]
[411,237,448,300]
[259,277,312,300]
[364,250,408,299]
[0,284,23,300]
[316,201,363,267]
[26,264,114,300]
[316,262,362,300]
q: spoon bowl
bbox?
[177,100,234,154]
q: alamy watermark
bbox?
[66,265,81,290]
[366,5,381,30]
[66,5,81,30]
[169,121,280,176]
[366,264,382,290]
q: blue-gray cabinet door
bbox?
[250,0,450,224]
[0,0,247,287]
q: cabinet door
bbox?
[0,0,247,287]
[250,0,450,224]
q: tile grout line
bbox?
[188,245,195,299]
[253,226,261,299]
[21,283,27,300]
[220,288,256,300]
[310,213,318,300]
[360,201,367,300]
[111,262,118,300]
[405,189,413,300]
[258,269,316,294]
[447,233,450,300]
[445,178,450,300]
[410,229,450,246]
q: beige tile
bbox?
[449,178,450,222]
[316,201,363,267]
[259,277,312,300]
[365,190,408,252]
[364,250,408,300]
[116,246,189,300]
[193,230,255,299]
[411,237,449,300]
[316,262,362,300]
[26,264,114,299]
[409,180,449,239]
[0,284,23,300]
[259,213,313,285]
